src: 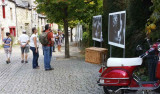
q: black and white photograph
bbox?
[92,15,103,42]
[76,24,83,41]
[108,11,126,48]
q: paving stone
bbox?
[0,44,104,94]
[0,44,159,94]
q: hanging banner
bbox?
[92,15,103,42]
[108,11,126,48]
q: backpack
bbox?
[39,31,50,46]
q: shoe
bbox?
[45,68,54,71]
[33,66,40,69]
[25,61,28,63]
[36,66,40,69]
[21,60,24,63]
[8,60,11,63]
[6,61,9,64]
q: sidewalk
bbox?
[0,43,104,94]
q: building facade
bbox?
[0,0,17,44]
[0,0,57,45]
[15,0,32,36]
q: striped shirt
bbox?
[3,37,12,48]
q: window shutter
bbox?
[2,6,5,18]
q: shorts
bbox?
[4,48,12,58]
[21,46,29,54]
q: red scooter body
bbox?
[98,41,160,93]
[97,39,160,94]
[100,66,137,86]
[98,60,160,93]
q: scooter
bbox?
[97,39,160,94]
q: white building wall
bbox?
[0,0,16,44]
[50,23,58,31]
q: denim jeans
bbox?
[30,47,39,68]
[43,46,52,69]
[53,42,55,51]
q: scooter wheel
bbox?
[103,86,124,94]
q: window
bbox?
[9,27,16,37]
[2,6,5,18]
[10,8,13,20]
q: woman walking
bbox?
[3,32,12,64]
[30,28,39,69]
[57,32,62,52]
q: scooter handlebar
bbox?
[139,48,155,58]
[140,53,148,58]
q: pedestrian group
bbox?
[2,24,64,71]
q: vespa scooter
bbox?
[97,40,160,94]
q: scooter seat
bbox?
[107,57,142,67]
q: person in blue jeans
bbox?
[42,24,54,71]
[30,27,39,69]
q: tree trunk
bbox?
[63,7,70,58]
[70,28,73,42]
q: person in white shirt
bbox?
[18,30,29,63]
[30,27,39,69]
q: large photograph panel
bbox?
[92,15,103,42]
[108,11,126,48]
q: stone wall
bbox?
[16,7,32,37]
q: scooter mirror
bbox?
[157,39,160,42]
[136,45,143,51]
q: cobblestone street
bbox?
[0,44,159,94]
[0,44,104,94]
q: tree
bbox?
[35,0,87,58]
[126,0,152,57]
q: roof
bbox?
[15,0,30,8]
[38,14,46,18]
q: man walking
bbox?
[18,30,29,63]
[41,24,54,71]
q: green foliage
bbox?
[149,0,160,23]
[82,32,89,42]
[82,0,103,47]
[126,0,152,57]
[146,0,160,41]
[82,31,90,48]
[36,0,92,23]
[68,20,79,29]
